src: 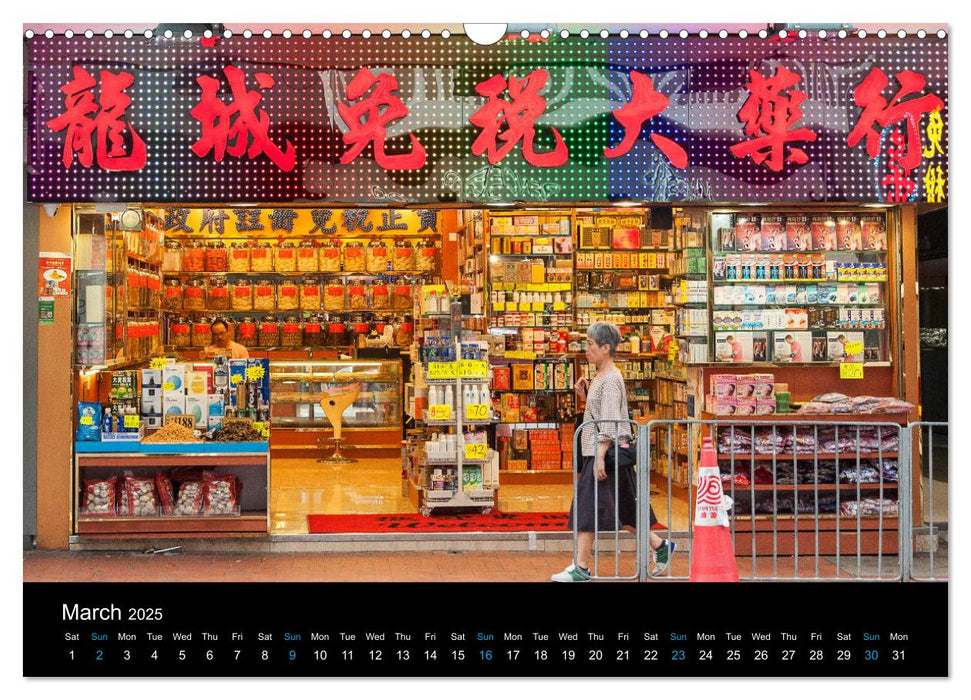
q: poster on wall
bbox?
[38,251,71,297]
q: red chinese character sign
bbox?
[604,70,687,168]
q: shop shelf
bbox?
[712,327,885,333]
[76,513,268,536]
[712,249,889,256]
[75,441,269,455]
[713,278,887,284]
[717,482,899,491]
[716,452,899,461]
[161,270,434,278]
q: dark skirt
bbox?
[568,456,657,532]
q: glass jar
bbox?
[415,240,437,272]
[319,239,342,273]
[281,316,303,347]
[371,283,390,310]
[297,240,319,272]
[373,315,392,335]
[278,279,299,311]
[392,283,413,310]
[183,240,205,272]
[343,241,365,272]
[350,316,370,347]
[274,241,297,272]
[395,320,414,347]
[259,315,280,347]
[229,241,250,272]
[324,283,345,312]
[192,316,213,347]
[300,277,321,311]
[250,241,273,272]
[222,319,236,343]
[205,240,228,272]
[253,279,276,311]
[392,240,414,272]
[162,239,183,272]
[162,278,183,312]
[169,316,191,347]
[347,284,368,311]
[231,279,254,311]
[366,239,390,273]
[303,315,324,346]
[184,278,206,311]
[237,317,258,348]
[326,320,348,347]
[207,277,230,311]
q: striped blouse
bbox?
[580,367,634,457]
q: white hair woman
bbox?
[552,321,675,582]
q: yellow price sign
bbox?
[840,362,864,379]
[459,360,488,379]
[493,302,505,312]
[427,362,458,380]
[230,373,243,385]
[149,357,168,370]
[246,365,266,381]
[261,427,270,438]
[531,302,545,312]
[123,414,140,429]
[162,382,175,392]
[518,302,531,312]
[429,404,452,421]
[465,403,490,421]
[464,443,488,461]
[79,415,94,426]
[844,341,864,355]
[253,421,264,432]
[552,302,566,311]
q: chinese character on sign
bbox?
[416,209,438,233]
[881,128,916,202]
[604,71,687,168]
[163,209,194,233]
[469,69,568,167]
[46,66,147,171]
[189,66,296,171]
[342,209,373,232]
[235,209,264,232]
[309,209,338,234]
[922,107,946,203]
[730,66,817,172]
[923,108,944,158]
[923,164,946,203]
[199,208,230,234]
[269,209,298,233]
[377,210,408,231]
[337,68,426,170]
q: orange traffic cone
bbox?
[689,436,740,582]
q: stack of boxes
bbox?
[528,429,562,470]
[706,373,777,415]
[560,424,574,470]
[140,369,163,430]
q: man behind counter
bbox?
[201,318,250,359]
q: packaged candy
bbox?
[76,402,102,442]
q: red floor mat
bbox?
[308,512,668,533]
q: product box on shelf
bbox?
[161,364,185,394]
[208,394,225,430]
[836,217,862,251]
[706,394,737,415]
[110,371,138,402]
[826,331,865,362]
[185,395,208,428]
[752,373,775,398]
[760,217,786,252]
[212,355,230,390]
[861,217,888,251]
[755,398,777,414]
[511,365,534,391]
[493,366,511,391]
[140,369,162,389]
[185,370,209,397]
[710,374,737,397]
[786,216,811,252]
[772,331,812,362]
[735,397,758,416]
[141,393,163,415]
[810,217,838,251]
[162,394,185,415]
[229,359,247,386]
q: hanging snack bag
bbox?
[81,477,117,517]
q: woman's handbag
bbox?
[604,441,637,472]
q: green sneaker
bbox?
[551,563,591,582]
[652,540,676,576]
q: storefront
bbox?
[24,26,946,549]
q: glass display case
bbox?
[268,359,402,429]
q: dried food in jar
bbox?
[324,283,345,311]
[350,317,370,346]
[372,283,390,309]
[394,320,414,347]
[236,317,257,347]
[229,241,250,272]
[184,278,206,311]
[169,317,191,347]
[183,240,206,272]
[249,241,273,272]
[299,278,321,310]
[366,239,390,273]
[318,239,341,272]
[302,315,323,346]
[259,315,280,347]
[281,316,303,347]
[392,240,414,271]
[342,240,365,272]
[392,284,413,310]
[81,477,117,516]
[326,321,348,346]
[274,241,297,272]
[231,280,254,310]
[173,480,204,516]
[253,279,276,311]
[205,240,228,272]
[297,240,319,272]
[162,279,183,312]
[192,316,213,347]
[162,239,183,272]
[205,474,240,515]
[207,277,230,310]
[348,284,367,310]
[415,240,437,272]
[277,279,299,310]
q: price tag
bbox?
[427,362,457,380]
[429,404,452,421]
[465,403,490,421]
[123,414,140,429]
[464,443,488,461]
[493,302,505,312]
[230,373,243,385]
[162,382,175,392]
[149,357,167,370]
[844,341,864,355]
[518,302,531,312]
[459,359,488,379]
[79,415,94,426]
[246,365,266,381]
[840,362,864,379]
[552,302,566,311]
[531,302,545,312]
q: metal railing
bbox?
[905,422,949,581]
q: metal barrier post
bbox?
[898,424,913,582]
[637,423,650,582]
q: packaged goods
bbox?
[249,241,272,272]
[205,473,241,515]
[185,395,208,427]
[208,394,225,430]
[300,278,321,311]
[183,278,206,311]
[342,241,365,272]
[273,241,297,272]
[76,402,102,441]
[229,241,250,272]
[296,240,319,272]
[122,474,158,517]
[81,477,117,516]
[173,479,205,516]
[366,239,389,273]
[162,279,183,311]
[169,317,191,347]
[277,279,299,310]
[253,279,275,311]
[318,239,342,272]
[156,472,175,515]
[204,240,228,272]
[348,285,367,310]
[392,240,414,271]
[324,283,345,311]
[183,240,205,272]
